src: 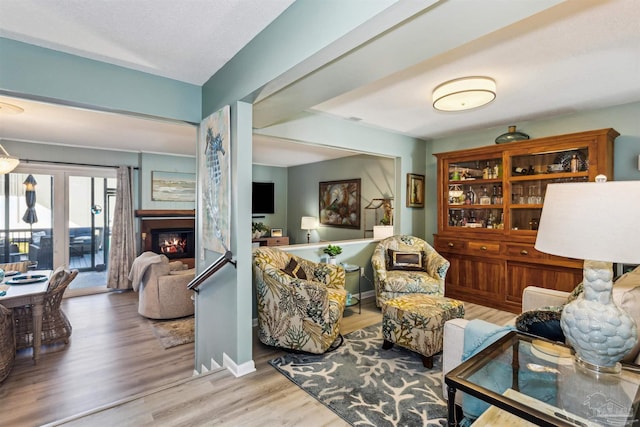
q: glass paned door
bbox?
[0,173,54,268]
[68,176,115,274]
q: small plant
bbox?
[252,222,269,234]
[323,244,343,257]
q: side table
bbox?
[341,263,361,314]
[445,331,640,426]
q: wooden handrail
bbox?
[187,251,236,293]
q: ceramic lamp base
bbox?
[561,260,637,371]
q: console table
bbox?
[252,236,289,247]
[445,331,640,426]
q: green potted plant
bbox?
[323,244,342,264]
[252,222,269,239]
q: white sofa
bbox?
[442,265,640,404]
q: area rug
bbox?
[269,323,448,426]
[149,316,194,349]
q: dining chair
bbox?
[0,304,15,383]
[13,267,79,350]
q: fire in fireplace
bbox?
[150,228,195,259]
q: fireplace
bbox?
[136,210,196,268]
[151,228,194,259]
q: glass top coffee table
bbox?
[445,331,640,426]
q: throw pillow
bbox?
[515,306,565,343]
[168,261,187,271]
[281,258,307,280]
[386,249,426,271]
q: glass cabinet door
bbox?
[508,147,590,233]
[446,157,503,229]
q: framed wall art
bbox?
[199,105,231,254]
[406,173,425,208]
[319,178,361,228]
[151,171,196,202]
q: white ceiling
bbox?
[1,0,639,166]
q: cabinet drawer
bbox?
[434,237,466,253]
[505,244,546,260]
[468,241,501,254]
[265,237,289,246]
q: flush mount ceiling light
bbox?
[0,143,20,174]
[0,102,25,115]
[432,77,496,112]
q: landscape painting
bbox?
[151,171,196,202]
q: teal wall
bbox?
[201,0,397,117]
[139,153,196,210]
[287,154,395,244]
[256,113,427,238]
[426,101,640,241]
[0,37,201,123]
[251,165,288,235]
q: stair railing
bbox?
[187,250,236,293]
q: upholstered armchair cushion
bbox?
[253,247,347,354]
[372,235,450,307]
[136,259,195,320]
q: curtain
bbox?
[107,166,136,290]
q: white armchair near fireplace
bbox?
[131,253,195,319]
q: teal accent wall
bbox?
[201,0,397,117]
[195,101,255,372]
[139,153,196,210]
[0,38,201,122]
[0,139,139,168]
[251,165,288,235]
[426,101,640,242]
[255,112,427,239]
[287,154,395,244]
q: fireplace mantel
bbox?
[135,209,195,218]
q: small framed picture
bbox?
[270,228,283,237]
[406,173,425,208]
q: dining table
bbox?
[0,269,52,364]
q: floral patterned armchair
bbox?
[253,247,347,354]
[372,235,450,307]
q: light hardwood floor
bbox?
[0,291,514,427]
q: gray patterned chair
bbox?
[253,247,347,354]
[372,235,450,307]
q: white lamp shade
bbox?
[300,216,318,230]
[373,225,394,240]
[433,77,496,111]
[535,180,640,264]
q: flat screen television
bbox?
[252,182,275,214]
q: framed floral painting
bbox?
[319,179,361,228]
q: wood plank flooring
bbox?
[0,291,514,427]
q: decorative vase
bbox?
[495,125,530,144]
[328,257,337,265]
[560,260,637,373]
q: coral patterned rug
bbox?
[269,323,448,426]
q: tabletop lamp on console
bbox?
[535,175,640,373]
[301,216,318,244]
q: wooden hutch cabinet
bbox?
[433,128,617,313]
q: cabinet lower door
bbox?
[505,261,582,309]
[444,255,504,306]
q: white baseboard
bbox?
[223,353,256,377]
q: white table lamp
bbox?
[301,216,318,244]
[535,175,640,373]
